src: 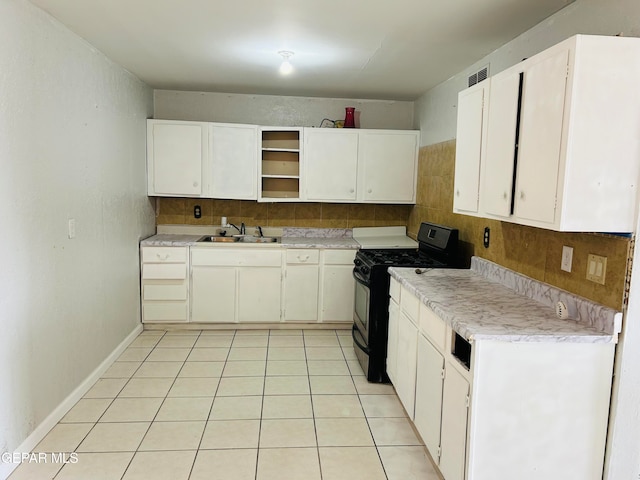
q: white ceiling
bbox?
[29,0,574,101]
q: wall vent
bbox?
[468,65,489,87]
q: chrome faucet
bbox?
[229,223,246,235]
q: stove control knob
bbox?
[362,266,370,274]
[354,258,362,266]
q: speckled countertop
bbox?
[389,257,620,344]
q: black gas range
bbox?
[352,222,460,383]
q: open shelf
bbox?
[261,178,300,199]
[262,130,300,150]
[260,128,302,201]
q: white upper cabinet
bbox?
[453,81,490,215]
[358,131,419,203]
[456,34,640,232]
[304,129,359,202]
[209,123,258,200]
[147,120,208,197]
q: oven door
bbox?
[353,270,370,341]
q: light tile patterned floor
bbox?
[9,329,440,480]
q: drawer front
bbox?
[389,277,401,303]
[143,303,188,322]
[323,249,356,265]
[286,249,320,264]
[143,284,187,301]
[192,248,282,267]
[142,246,188,263]
[142,263,187,280]
[420,303,446,352]
[400,287,420,325]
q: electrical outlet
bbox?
[68,218,76,239]
[586,254,607,285]
[561,246,573,272]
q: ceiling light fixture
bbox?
[278,51,294,75]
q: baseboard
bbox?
[0,324,143,480]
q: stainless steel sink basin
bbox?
[198,235,239,243]
[233,235,279,243]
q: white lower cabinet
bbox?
[395,310,418,419]
[386,294,400,385]
[319,249,356,322]
[284,250,320,321]
[141,247,189,323]
[439,364,470,480]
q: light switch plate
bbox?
[586,254,607,285]
[561,246,573,272]
[68,218,76,239]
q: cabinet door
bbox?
[514,49,569,224]
[148,121,206,196]
[359,132,418,203]
[237,267,282,322]
[284,264,319,321]
[415,334,445,459]
[454,82,489,214]
[482,68,521,217]
[440,365,470,480]
[305,129,358,201]
[191,266,236,323]
[321,264,355,322]
[386,299,400,385]
[210,124,258,200]
[396,311,418,419]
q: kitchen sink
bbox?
[197,235,279,243]
[197,235,240,243]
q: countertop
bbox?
[140,232,359,249]
[389,258,620,344]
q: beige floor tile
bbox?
[33,423,94,452]
[210,396,262,420]
[359,394,406,418]
[7,459,63,479]
[193,335,233,348]
[117,347,152,362]
[199,329,236,335]
[129,336,162,348]
[267,335,304,347]
[164,329,202,335]
[133,361,183,378]
[99,398,163,422]
[312,395,364,418]
[265,360,308,376]
[267,347,306,360]
[304,335,340,347]
[168,377,220,397]
[122,450,196,480]
[101,362,141,379]
[306,347,345,360]
[216,376,264,396]
[263,376,310,395]
[228,347,268,361]
[259,419,316,447]
[262,395,312,419]
[178,361,224,378]
[309,376,357,395]
[352,376,396,395]
[269,329,303,336]
[200,419,260,449]
[222,360,266,377]
[319,447,386,480]
[138,421,205,451]
[232,335,269,347]
[118,378,174,398]
[378,446,440,480]
[77,422,149,452]
[191,449,257,480]
[341,346,358,360]
[146,348,191,362]
[256,447,320,480]
[347,360,366,376]
[60,399,112,423]
[236,329,270,336]
[303,330,337,336]
[156,336,198,348]
[83,378,127,398]
[367,417,421,446]
[338,335,353,347]
[187,347,229,362]
[54,452,134,480]
[155,397,213,421]
[315,418,375,447]
[307,360,350,376]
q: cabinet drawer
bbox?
[323,249,356,265]
[142,247,188,263]
[389,277,400,303]
[420,303,446,352]
[400,287,420,325]
[143,303,188,322]
[142,264,187,280]
[192,248,282,267]
[286,249,319,264]
[143,284,187,301]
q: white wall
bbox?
[415,0,640,146]
[154,90,415,130]
[0,0,154,468]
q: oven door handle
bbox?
[352,325,370,354]
[352,270,369,286]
